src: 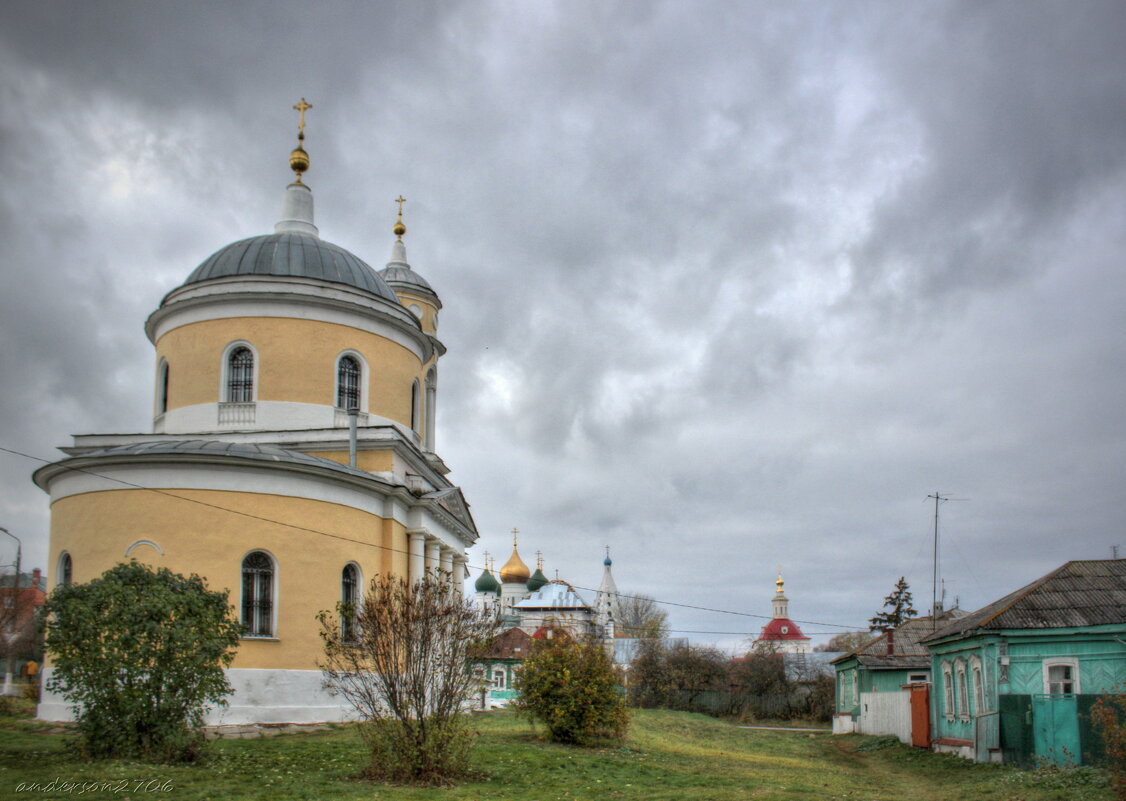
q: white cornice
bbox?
[65,425,455,495]
[146,277,434,362]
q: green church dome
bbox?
[526,568,549,592]
[474,567,500,594]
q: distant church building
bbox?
[34,102,478,724]
[473,534,619,640]
[756,573,811,654]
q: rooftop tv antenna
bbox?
[927,492,967,630]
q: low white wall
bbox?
[38,668,360,725]
[832,713,856,734]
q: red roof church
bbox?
[756,573,811,654]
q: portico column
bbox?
[451,554,467,598]
[439,548,454,590]
[408,531,426,583]
[425,539,441,575]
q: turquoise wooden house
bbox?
[469,627,531,709]
[832,614,961,740]
[921,559,1126,766]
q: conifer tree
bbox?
[868,576,918,632]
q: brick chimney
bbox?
[886,629,895,656]
[32,568,41,590]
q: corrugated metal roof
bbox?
[923,559,1126,642]
[831,612,965,667]
[183,233,402,303]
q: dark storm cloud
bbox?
[1,0,1123,645]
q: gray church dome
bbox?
[182,232,401,303]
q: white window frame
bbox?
[908,673,929,683]
[220,341,259,403]
[970,656,985,714]
[493,668,506,690]
[942,662,955,720]
[955,660,969,720]
[333,350,369,413]
[1043,658,1080,695]
[240,549,278,639]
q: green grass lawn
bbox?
[0,705,1112,801]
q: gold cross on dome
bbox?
[293,98,312,133]
[395,195,407,216]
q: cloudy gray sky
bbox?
[2,1,1123,650]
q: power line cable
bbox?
[0,444,865,631]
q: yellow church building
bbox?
[34,102,478,724]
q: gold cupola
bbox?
[499,528,531,584]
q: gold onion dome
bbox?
[500,544,530,584]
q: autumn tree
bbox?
[319,572,500,785]
[814,631,873,653]
[869,577,918,632]
[616,593,669,638]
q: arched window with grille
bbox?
[227,346,254,403]
[241,551,274,637]
[59,552,73,587]
[337,355,361,411]
[341,563,359,641]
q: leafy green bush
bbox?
[515,631,628,746]
[44,561,241,762]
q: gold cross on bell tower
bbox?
[293,98,313,134]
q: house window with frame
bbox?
[942,663,955,718]
[493,669,506,690]
[341,564,359,642]
[956,663,969,718]
[241,551,273,637]
[227,347,254,403]
[337,356,361,411]
[972,664,985,713]
[1046,662,1078,694]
